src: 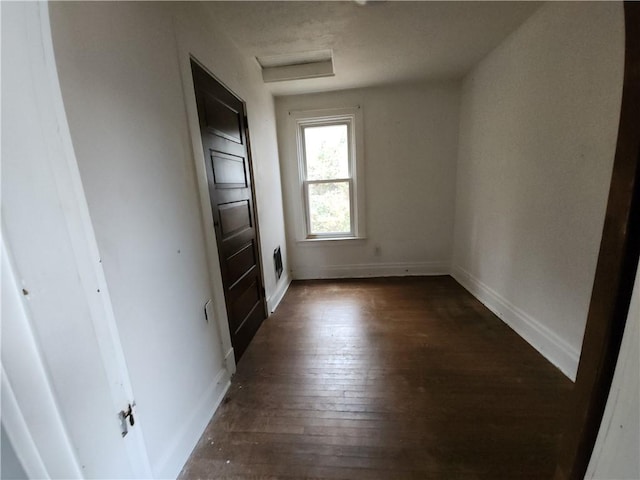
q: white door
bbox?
[1,2,151,478]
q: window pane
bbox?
[308,182,351,234]
[303,124,349,180]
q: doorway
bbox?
[191,60,268,363]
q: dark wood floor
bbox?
[179,276,572,480]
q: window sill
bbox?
[297,236,367,246]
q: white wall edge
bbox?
[585,265,640,478]
[451,265,579,381]
[1,239,82,479]
[293,261,450,280]
[267,273,292,313]
[4,2,152,477]
[153,366,231,479]
[172,23,236,364]
[0,370,50,480]
[37,2,154,472]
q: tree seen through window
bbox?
[303,124,351,234]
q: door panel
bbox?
[211,153,247,187]
[191,60,267,362]
[203,94,243,144]
[219,201,252,238]
[227,243,257,286]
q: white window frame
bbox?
[291,107,366,241]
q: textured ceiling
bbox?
[203,1,542,96]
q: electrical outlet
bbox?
[204,299,213,323]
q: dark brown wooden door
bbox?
[191,60,267,363]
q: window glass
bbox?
[303,124,349,180]
[294,108,363,240]
[308,181,351,234]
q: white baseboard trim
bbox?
[154,366,231,479]
[266,273,291,313]
[451,265,579,381]
[224,346,236,375]
[293,261,450,280]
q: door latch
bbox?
[118,403,135,437]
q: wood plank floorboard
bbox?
[179,276,572,479]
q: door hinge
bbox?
[243,115,249,130]
[118,403,136,437]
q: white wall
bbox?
[451,1,625,380]
[2,2,151,478]
[172,4,291,313]
[276,83,460,279]
[586,265,640,479]
[48,1,288,477]
[1,426,28,480]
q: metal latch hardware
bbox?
[118,403,135,437]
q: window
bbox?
[294,107,365,240]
